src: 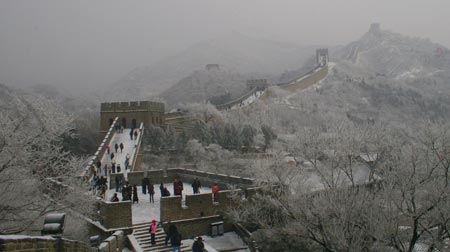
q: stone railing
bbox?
[109,168,255,190]
[82,116,119,179]
[130,122,144,171]
[0,235,92,252]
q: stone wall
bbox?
[280,66,328,93]
[159,188,262,222]
[98,201,132,229]
[0,231,126,252]
[82,117,119,179]
[167,216,233,239]
[109,168,255,190]
[100,101,165,133]
[0,235,92,252]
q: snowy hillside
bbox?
[103,33,317,101]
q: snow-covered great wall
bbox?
[215,56,329,111]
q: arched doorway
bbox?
[122,117,127,128]
[131,119,137,129]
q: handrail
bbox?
[82,116,119,180]
[130,122,144,171]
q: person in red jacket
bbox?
[212,183,220,202]
[149,219,158,245]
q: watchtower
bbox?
[316,48,329,67]
[100,101,165,133]
[205,64,220,71]
[246,79,269,91]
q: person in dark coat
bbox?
[148,183,155,203]
[170,231,182,252]
[115,175,120,192]
[159,183,164,195]
[161,187,171,197]
[129,129,134,140]
[114,143,119,153]
[192,236,206,252]
[110,193,119,202]
[110,152,115,160]
[142,178,147,194]
[132,184,138,203]
[119,143,124,153]
[164,222,178,246]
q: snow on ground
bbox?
[230,90,264,110]
[106,183,211,224]
[100,128,139,180]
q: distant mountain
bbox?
[104,32,318,101]
[333,23,450,78]
[160,66,252,107]
[309,23,450,127]
[239,24,450,134]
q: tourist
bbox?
[96,160,102,170]
[173,178,183,196]
[110,193,119,202]
[106,144,110,154]
[91,175,98,193]
[170,230,182,252]
[212,183,220,202]
[192,236,206,252]
[110,152,115,161]
[114,143,119,153]
[149,182,155,203]
[134,130,138,140]
[192,178,201,194]
[132,184,139,204]
[129,129,133,140]
[159,183,164,195]
[164,222,178,246]
[111,162,116,173]
[120,125,124,133]
[149,219,158,245]
[115,175,120,192]
[161,187,171,197]
[119,142,124,153]
[142,178,147,194]
[103,164,108,176]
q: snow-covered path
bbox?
[100,128,139,180]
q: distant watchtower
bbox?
[369,23,381,34]
[100,101,165,133]
[316,48,329,67]
[246,79,269,91]
[205,64,220,71]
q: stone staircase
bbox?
[132,222,192,252]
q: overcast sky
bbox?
[1,0,449,91]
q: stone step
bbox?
[142,243,191,252]
[134,229,165,236]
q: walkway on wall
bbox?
[215,64,329,112]
[98,122,144,181]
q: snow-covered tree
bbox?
[0,91,94,235]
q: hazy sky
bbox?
[1,0,449,91]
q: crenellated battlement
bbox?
[246,79,269,90]
[100,100,165,132]
[101,100,164,112]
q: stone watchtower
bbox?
[246,79,269,91]
[316,48,329,67]
[100,101,165,133]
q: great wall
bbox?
[215,48,329,111]
[1,48,330,252]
